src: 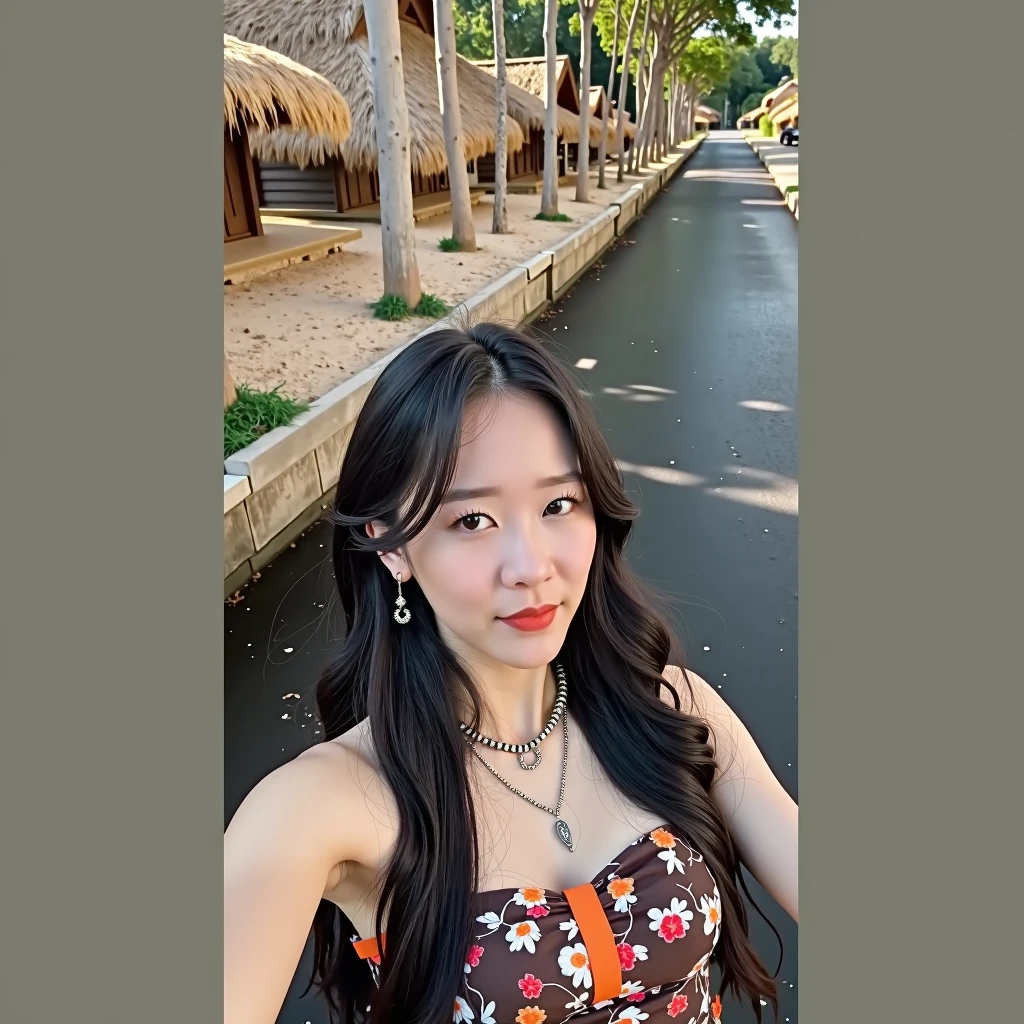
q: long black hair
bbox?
[308,322,778,1023]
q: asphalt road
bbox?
[225,131,798,1023]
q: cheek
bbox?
[558,518,598,590]
[413,535,495,613]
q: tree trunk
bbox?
[616,0,642,183]
[434,0,477,251]
[540,0,560,217]
[224,352,237,410]
[597,0,621,189]
[363,0,421,305]
[491,0,509,232]
[632,0,653,173]
[574,3,597,203]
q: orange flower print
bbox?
[607,876,638,913]
[650,827,677,850]
[711,994,722,1022]
[667,993,689,1018]
[514,886,548,910]
[506,919,542,953]
[515,1007,546,1024]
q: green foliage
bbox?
[224,384,310,458]
[740,92,764,115]
[535,211,573,222]
[414,293,451,318]
[372,294,412,321]
[770,36,798,79]
[759,114,774,136]
[438,236,463,252]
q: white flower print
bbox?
[559,918,579,942]
[558,942,593,989]
[631,944,649,962]
[611,1007,649,1024]
[505,919,542,953]
[648,897,694,942]
[697,890,723,936]
[453,996,474,1023]
[513,886,548,910]
[475,911,502,933]
[564,992,590,1010]
[606,875,638,913]
[657,847,686,874]
[619,981,645,998]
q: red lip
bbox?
[498,604,559,632]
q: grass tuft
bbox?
[224,384,309,459]
[535,212,572,223]
[414,293,450,318]
[371,294,412,321]
[437,236,463,252]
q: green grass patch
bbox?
[371,293,412,321]
[224,384,310,459]
[759,115,774,137]
[437,236,463,252]
[535,212,572,223]
[414,293,450,318]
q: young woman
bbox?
[224,323,797,1024]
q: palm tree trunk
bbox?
[616,0,642,183]
[433,0,477,252]
[597,0,621,189]
[574,3,597,203]
[491,0,509,232]
[540,0,560,217]
[224,352,237,410]
[631,0,653,173]
[363,0,421,305]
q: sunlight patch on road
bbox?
[617,459,705,487]
[740,399,793,413]
[707,466,798,517]
[575,357,597,369]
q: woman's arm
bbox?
[663,665,798,922]
[224,745,363,1024]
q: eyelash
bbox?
[450,491,583,532]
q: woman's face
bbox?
[373,393,598,672]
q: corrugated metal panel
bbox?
[257,162,337,211]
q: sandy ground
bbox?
[224,166,648,403]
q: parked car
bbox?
[780,126,799,146]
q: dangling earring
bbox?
[393,572,411,625]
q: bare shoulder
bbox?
[226,718,391,873]
[660,663,729,725]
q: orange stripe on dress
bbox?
[562,882,623,1003]
[352,934,383,961]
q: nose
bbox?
[498,518,555,590]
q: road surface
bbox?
[225,131,798,1023]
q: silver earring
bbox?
[393,572,411,625]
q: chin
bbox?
[489,630,569,671]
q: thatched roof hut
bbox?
[694,103,721,125]
[224,0,525,174]
[769,94,798,128]
[223,35,352,242]
[224,33,352,143]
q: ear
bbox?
[365,520,413,583]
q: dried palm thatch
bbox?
[223,0,524,173]
[224,34,352,145]
[695,103,721,124]
[769,94,798,126]
[473,55,574,108]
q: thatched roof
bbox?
[769,94,798,125]
[472,55,575,110]
[224,34,352,146]
[469,57,590,143]
[224,0,524,173]
[694,104,721,124]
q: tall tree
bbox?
[574,0,600,203]
[434,0,478,251]
[540,0,561,216]
[770,35,798,78]
[364,0,422,305]
[630,0,652,173]
[595,0,621,189]
[492,0,509,232]
[613,0,643,181]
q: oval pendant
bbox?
[555,819,574,851]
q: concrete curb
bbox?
[223,137,705,591]
[744,135,799,221]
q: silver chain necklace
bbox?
[466,712,574,852]
[459,662,568,770]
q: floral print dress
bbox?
[353,827,725,1024]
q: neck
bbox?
[450,649,558,744]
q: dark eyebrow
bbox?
[440,471,583,505]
